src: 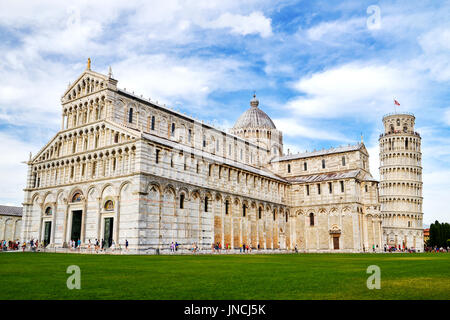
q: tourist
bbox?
[125,239,129,251]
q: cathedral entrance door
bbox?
[333,236,340,250]
[103,217,114,249]
[43,221,51,246]
[71,210,82,246]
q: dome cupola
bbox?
[232,94,276,130]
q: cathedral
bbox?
[20,60,424,253]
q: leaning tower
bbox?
[379,113,424,251]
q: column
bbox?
[230,208,234,249]
[11,219,17,241]
[113,196,120,245]
[63,202,70,246]
[80,199,87,244]
[51,201,57,245]
[96,197,102,241]
[221,202,225,248]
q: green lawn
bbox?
[0,252,449,300]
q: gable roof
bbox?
[0,205,23,217]
[285,169,378,184]
[62,69,109,97]
[30,119,140,164]
[141,132,288,183]
[271,143,366,163]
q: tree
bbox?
[428,220,450,247]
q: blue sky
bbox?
[0,0,449,224]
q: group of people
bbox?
[69,239,82,250]
[170,241,179,252]
[82,238,129,253]
[1,239,21,251]
[1,238,131,253]
[383,244,417,253]
[425,246,449,253]
[1,239,42,252]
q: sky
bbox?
[0,0,449,225]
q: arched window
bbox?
[128,108,133,123]
[45,207,52,216]
[342,156,346,166]
[114,133,119,143]
[151,116,155,130]
[171,123,175,136]
[304,162,307,171]
[285,213,288,222]
[204,197,209,212]
[258,207,262,219]
[104,200,114,211]
[405,139,408,149]
[72,192,82,202]
[180,194,185,209]
[309,213,314,226]
[322,159,325,169]
[273,210,276,221]
[287,164,291,173]
[390,125,394,133]
[203,135,206,148]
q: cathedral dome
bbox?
[232,94,276,130]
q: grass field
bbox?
[1,252,449,300]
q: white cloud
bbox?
[422,170,450,224]
[286,63,420,119]
[273,118,351,142]
[0,132,38,206]
[208,11,272,38]
[112,54,253,112]
[0,52,77,126]
[417,27,450,82]
[305,18,365,43]
[444,109,450,126]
